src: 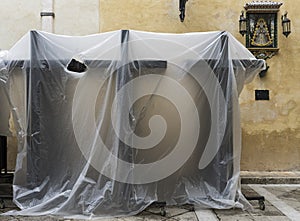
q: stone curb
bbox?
[241,171,300,184]
[241,177,300,184]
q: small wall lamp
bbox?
[282,12,291,38]
[239,11,247,36]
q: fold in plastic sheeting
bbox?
[0,30,265,218]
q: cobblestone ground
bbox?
[1,184,300,220]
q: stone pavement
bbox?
[1,184,300,220]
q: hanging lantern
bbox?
[239,11,247,36]
[282,12,291,38]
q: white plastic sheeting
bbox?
[0,30,265,218]
[0,51,11,136]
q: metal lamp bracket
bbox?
[179,0,188,22]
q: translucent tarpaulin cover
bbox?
[0,51,11,136]
[0,30,264,218]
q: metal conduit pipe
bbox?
[41,0,54,32]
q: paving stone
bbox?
[249,216,290,221]
[168,211,197,221]
[214,208,246,216]
[214,214,254,221]
[262,185,300,213]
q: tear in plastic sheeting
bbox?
[0,30,265,218]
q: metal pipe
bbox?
[41,0,54,32]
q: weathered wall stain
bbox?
[241,128,300,171]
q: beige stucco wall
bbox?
[1,0,299,171]
[54,0,99,35]
[99,0,241,34]
[0,0,99,49]
[0,0,40,50]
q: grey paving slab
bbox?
[249,185,300,220]
[264,185,300,213]
[213,213,254,221]
[169,211,197,221]
[253,216,290,221]
[194,209,218,221]
[0,216,64,221]
[145,205,190,218]
[213,208,247,216]
[133,205,196,221]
